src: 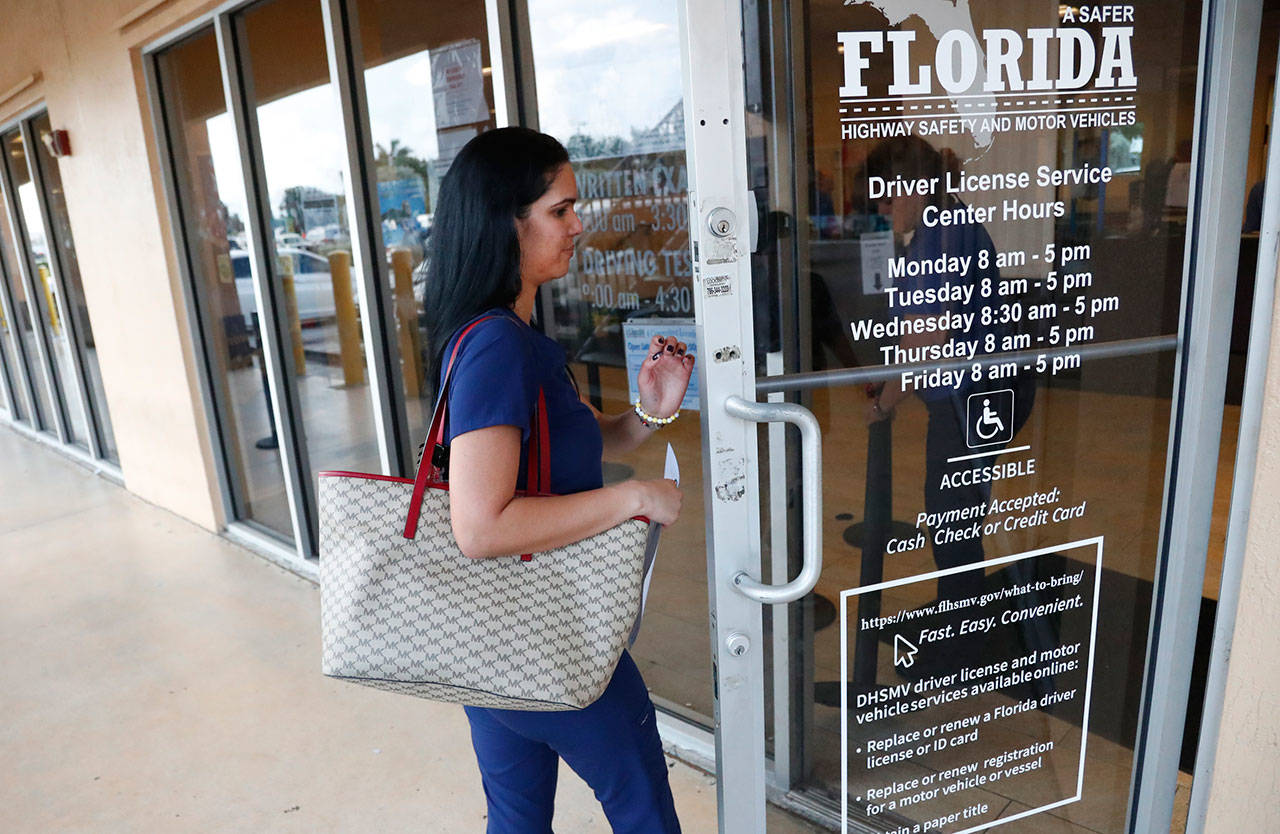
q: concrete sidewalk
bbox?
[0,426,823,833]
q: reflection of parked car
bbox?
[309,224,350,249]
[232,246,357,326]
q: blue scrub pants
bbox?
[464,651,682,833]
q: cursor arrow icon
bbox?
[894,634,919,669]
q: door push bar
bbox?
[724,396,823,604]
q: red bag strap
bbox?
[403,316,492,538]
[525,389,551,496]
[403,316,552,544]
[515,389,552,562]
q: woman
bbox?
[422,126,692,833]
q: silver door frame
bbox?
[677,0,771,828]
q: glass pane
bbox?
[240,0,382,532]
[0,226,30,425]
[355,0,498,459]
[155,28,294,541]
[0,307,20,422]
[3,130,84,445]
[751,0,1204,830]
[0,172,50,430]
[526,0,709,726]
[29,111,119,464]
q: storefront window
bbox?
[156,27,295,540]
[28,111,119,464]
[355,0,498,447]
[238,0,382,506]
[2,130,87,448]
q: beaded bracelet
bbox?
[633,398,679,428]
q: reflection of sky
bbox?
[203,0,685,226]
[16,183,49,260]
[257,84,347,216]
[208,113,248,226]
[206,84,348,224]
[207,55,445,228]
[528,0,682,140]
[366,54,440,163]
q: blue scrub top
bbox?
[441,307,604,495]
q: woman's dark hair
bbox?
[421,127,569,390]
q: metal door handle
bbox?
[723,395,822,604]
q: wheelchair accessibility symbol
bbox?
[966,389,1015,448]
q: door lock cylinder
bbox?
[707,207,736,237]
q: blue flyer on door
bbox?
[622,318,700,411]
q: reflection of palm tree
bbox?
[376,138,414,169]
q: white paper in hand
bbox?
[628,444,678,647]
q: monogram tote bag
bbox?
[318,317,649,710]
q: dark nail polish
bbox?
[652,352,662,360]
[657,337,665,344]
[666,344,675,352]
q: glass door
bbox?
[681,0,1232,831]
[518,0,717,730]
[153,26,297,541]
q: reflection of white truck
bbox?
[232,247,356,326]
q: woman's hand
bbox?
[591,333,695,457]
[630,478,683,526]
[637,334,695,420]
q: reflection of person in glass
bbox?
[863,137,1001,660]
[421,127,690,833]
